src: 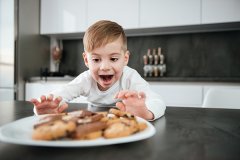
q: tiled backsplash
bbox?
[60,30,240,79]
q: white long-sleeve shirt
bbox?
[51,66,166,120]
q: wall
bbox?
[16,0,50,100]
[60,30,240,79]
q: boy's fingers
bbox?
[47,94,53,101]
[116,90,128,99]
[115,91,123,98]
[35,103,52,109]
[58,103,68,113]
[37,108,58,114]
[30,98,40,106]
[36,108,49,115]
[40,95,46,102]
[138,92,146,99]
[125,91,138,98]
[116,102,126,111]
[54,96,62,104]
[30,98,38,103]
[114,92,119,99]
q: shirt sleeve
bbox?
[122,67,166,120]
[51,71,92,102]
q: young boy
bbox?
[31,20,166,120]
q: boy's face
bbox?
[83,37,129,91]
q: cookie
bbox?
[34,114,64,129]
[82,130,102,140]
[109,108,135,119]
[138,122,147,131]
[32,120,76,140]
[67,110,94,118]
[62,110,96,122]
[103,122,134,139]
[72,121,107,140]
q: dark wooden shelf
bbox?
[41,22,240,39]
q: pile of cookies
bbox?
[32,108,147,140]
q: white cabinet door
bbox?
[202,0,240,24]
[149,82,203,107]
[41,0,87,34]
[139,0,201,28]
[25,82,87,103]
[87,0,139,29]
[203,84,240,98]
[25,82,67,100]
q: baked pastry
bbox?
[109,108,135,119]
[32,118,76,140]
[32,108,147,141]
[72,121,107,140]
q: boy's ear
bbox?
[124,50,130,65]
[82,52,89,68]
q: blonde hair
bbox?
[83,20,127,52]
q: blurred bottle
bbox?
[52,46,62,72]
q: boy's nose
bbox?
[100,61,111,70]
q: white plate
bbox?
[0,116,156,147]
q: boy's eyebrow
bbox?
[91,52,121,56]
[91,53,100,56]
[110,53,121,56]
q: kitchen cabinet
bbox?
[26,81,240,108]
[41,0,138,34]
[139,0,201,28]
[203,84,240,98]
[25,82,87,103]
[87,0,139,29]
[202,0,240,24]
[149,82,240,108]
[149,82,203,107]
[40,0,240,35]
[25,81,67,100]
[40,0,87,34]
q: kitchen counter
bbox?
[145,77,240,83]
[28,76,240,83]
[0,101,240,160]
[27,76,75,82]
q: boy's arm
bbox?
[132,84,166,120]
[122,68,166,120]
[50,71,91,102]
[115,89,165,120]
[115,90,155,120]
[144,90,166,120]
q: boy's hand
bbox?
[114,90,153,120]
[30,94,68,115]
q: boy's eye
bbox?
[92,58,100,63]
[111,58,118,62]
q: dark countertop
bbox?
[0,101,240,160]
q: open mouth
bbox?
[99,75,114,82]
